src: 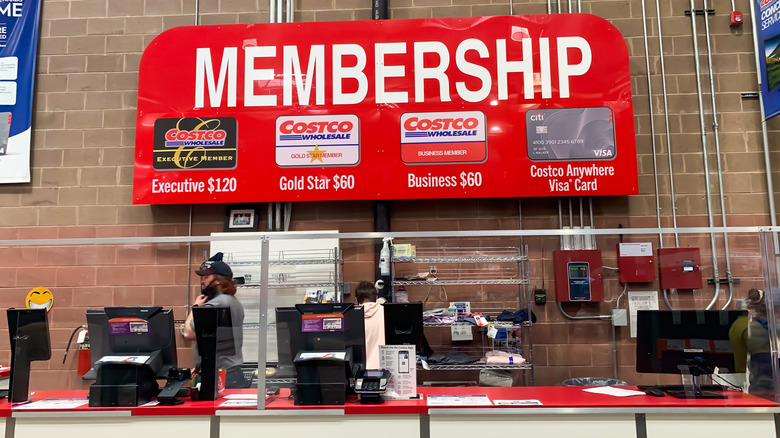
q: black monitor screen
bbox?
[383,302,424,355]
[636,310,746,374]
[275,303,365,377]
[86,306,177,378]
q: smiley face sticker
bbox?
[25,287,53,312]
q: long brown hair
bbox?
[215,275,238,296]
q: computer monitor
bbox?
[636,310,746,397]
[192,306,236,399]
[275,303,366,377]
[383,302,424,355]
[87,307,178,378]
[7,308,51,402]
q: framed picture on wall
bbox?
[224,205,260,232]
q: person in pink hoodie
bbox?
[355,281,386,369]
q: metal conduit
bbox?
[688,0,721,310]
[655,0,678,247]
[702,0,734,309]
[749,0,779,247]
[270,0,276,23]
[641,0,663,244]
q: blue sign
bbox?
[757,0,780,120]
[0,0,42,183]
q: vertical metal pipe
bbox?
[702,0,734,309]
[277,0,282,24]
[547,0,551,14]
[579,196,584,249]
[689,0,720,309]
[558,198,563,250]
[557,0,561,13]
[749,0,779,244]
[256,237,270,409]
[185,205,193,317]
[287,0,293,22]
[641,0,663,244]
[588,196,594,229]
[577,0,581,13]
[568,0,572,13]
[270,0,276,23]
[195,0,199,25]
[509,0,513,15]
[655,0,678,247]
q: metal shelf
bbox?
[230,259,340,266]
[393,256,527,263]
[422,364,532,371]
[393,279,529,286]
[423,321,531,328]
[240,282,344,289]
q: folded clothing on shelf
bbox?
[496,309,536,324]
[427,351,481,365]
[484,350,526,365]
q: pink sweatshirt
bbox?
[363,298,386,369]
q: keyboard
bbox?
[637,384,727,392]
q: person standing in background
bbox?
[355,281,385,369]
[182,252,247,388]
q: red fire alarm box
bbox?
[617,242,655,283]
[553,249,603,302]
[657,247,702,290]
[730,10,743,27]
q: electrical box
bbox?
[657,247,702,290]
[617,242,655,283]
[553,249,603,302]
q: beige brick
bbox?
[64,148,102,167]
[101,146,135,166]
[119,166,134,185]
[0,191,20,207]
[65,111,104,129]
[72,0,108,17]
[0,207,38,226]
[106,35,144,53]
[20,188,59,207]
[86,91,123,110]
[87,54,124,72]
[50,19,88,37]
[69,73,107,91]
[106,73,138,90]
[194,0,219,13]
[116,205,155,224]
[87,18,126,35]
[121,128,136,146]
[124,53,142,72]
[122,91,138,109]
[314,11,355,21]
[354,9,371,20]
[430,5,469,17]
[82,167,119,186]
[145,0,183,15]
[60,187,98,205]
[108,0,145,16]
[718,72,760,93]
[220,0,259,12]
[34,111,66,129]
[78,205,118,225]
[391,7,431,18]
[162,15,196,30]
[98,186,133,204]
[200,14,239,25]
[39,207,78,226]
[41,168,79,187]
[84,129,122,147]
[470,4,506,15]
[47,93,86,111]
[49,55,87,73]
[43,129,84,148]
[37,75,68,92]
[41,2,70,20]
[68,36,107,54]
[104,109,136,128]
[237,12,269,23]
[125,17,163,34]
[293,11,315,21]
[31,149,64,168]
[299,0,334,10]
[39,37,68,56]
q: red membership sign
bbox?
[133,14,637,204]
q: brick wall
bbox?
[0,0,776,389]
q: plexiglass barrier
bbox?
[0,227,777,408]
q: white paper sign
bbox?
[0,81,16,105]
[379,344,417,399]
[0,57,18,80]
[628,291,659,338]
[427,394,492,406]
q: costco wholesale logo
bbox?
[275,114,360,167]
[400,111,487,164]
[153,117,237,170]
[762,0,774,8]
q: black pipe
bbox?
[372,0,387,20]
[374,200,391,301]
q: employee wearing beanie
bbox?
[182,252,247,388]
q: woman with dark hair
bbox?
[182,252,247,388]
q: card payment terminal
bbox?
[354,369,391,404]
